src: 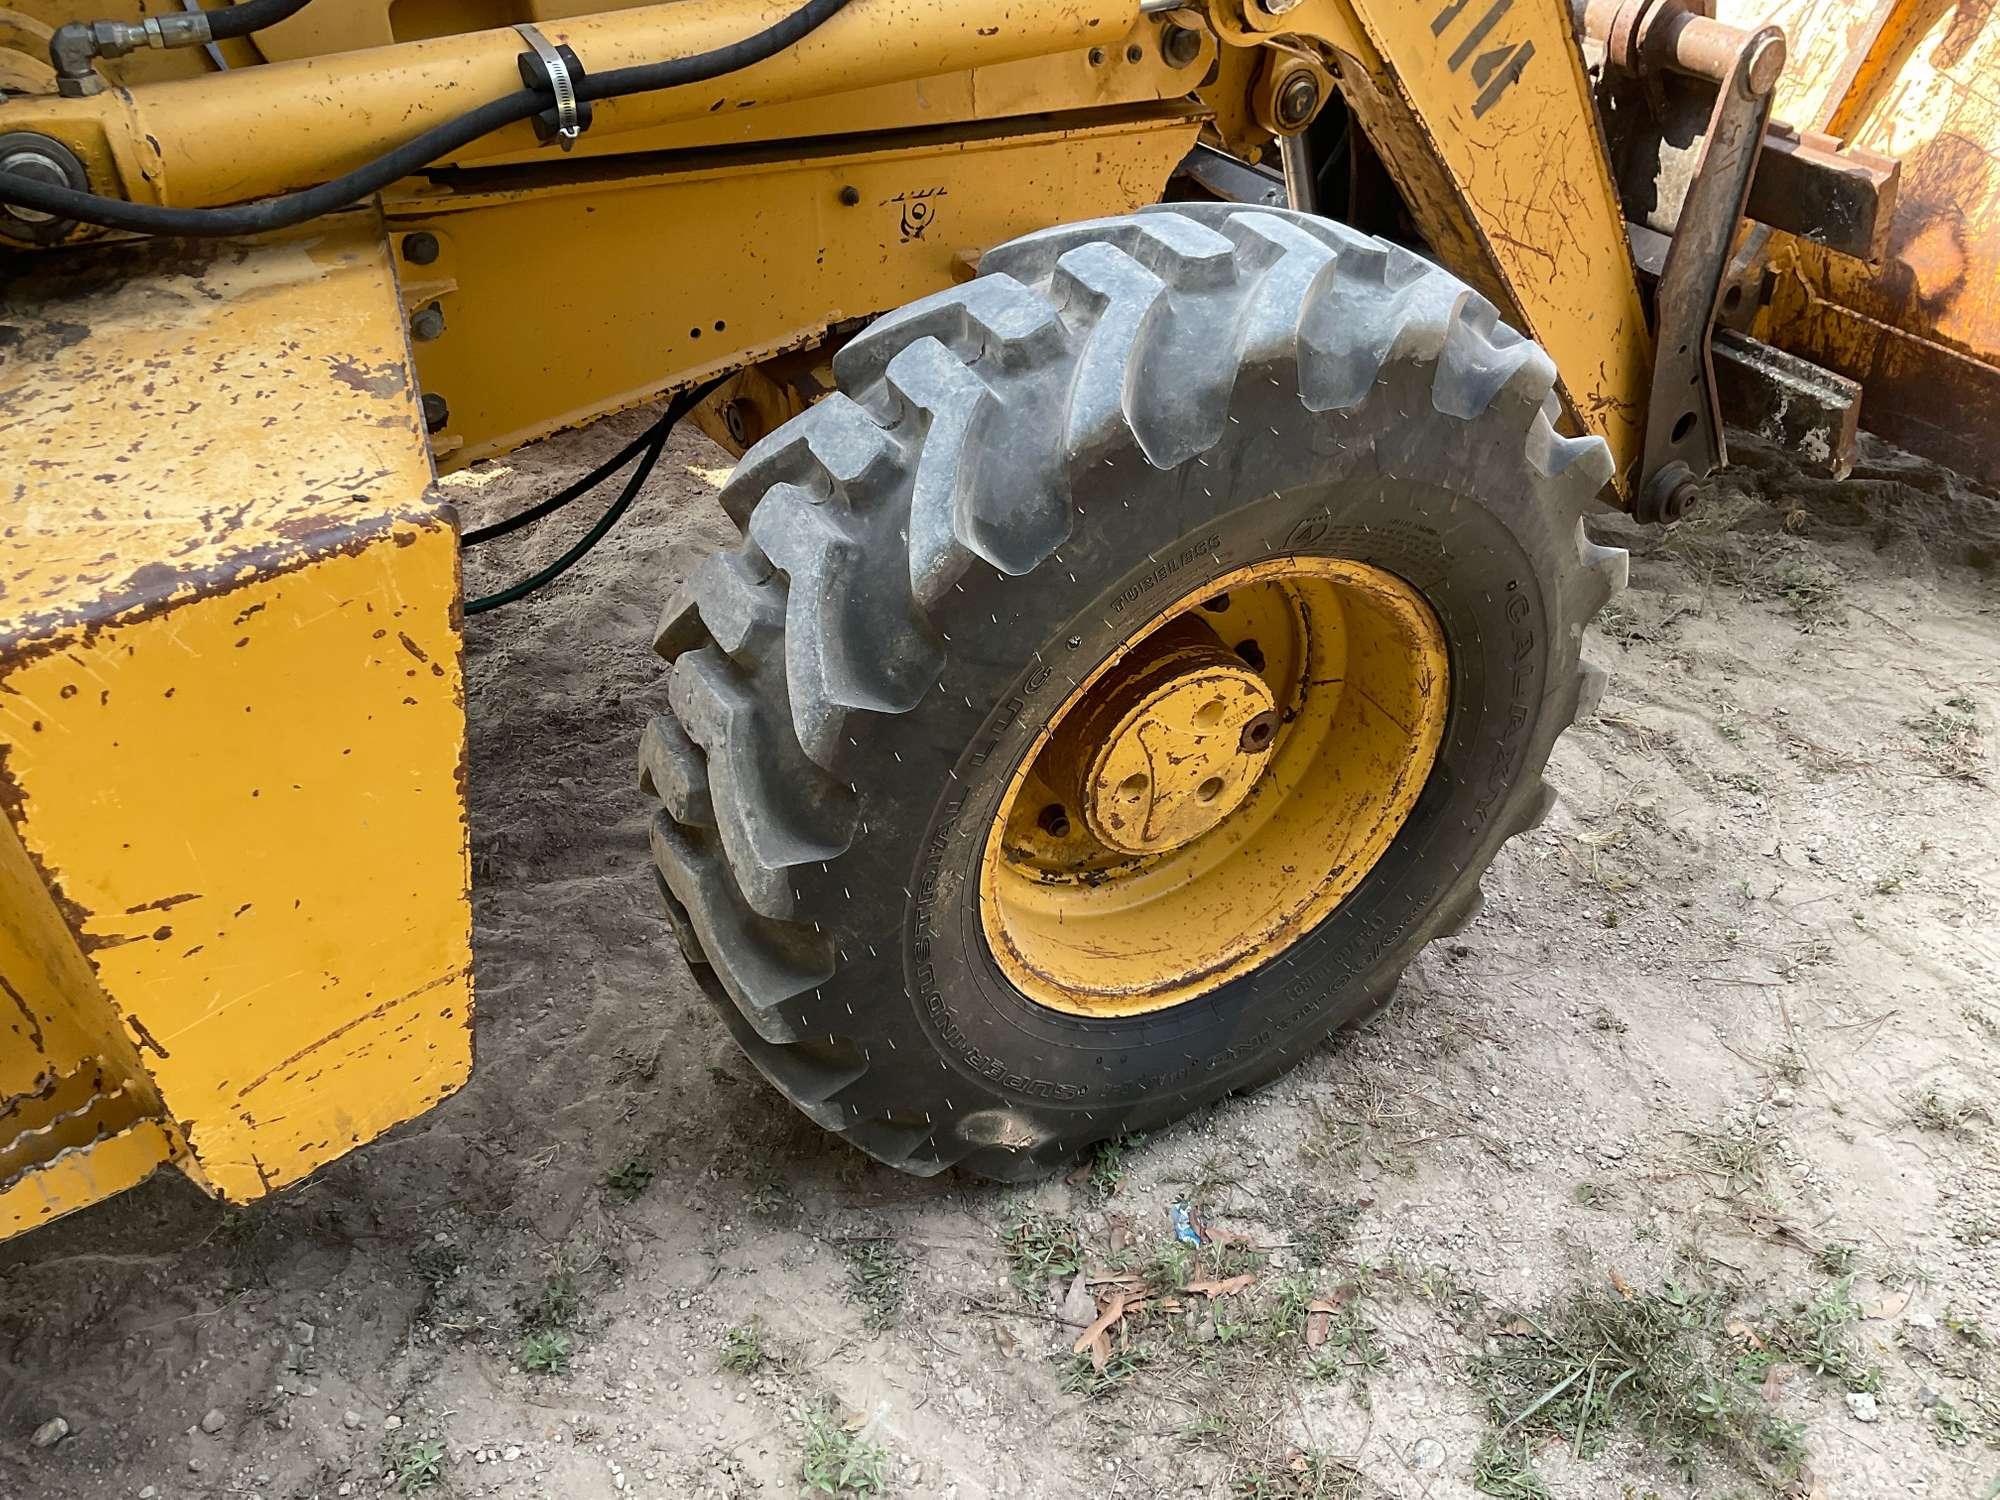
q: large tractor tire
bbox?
[642,204,1626,1180]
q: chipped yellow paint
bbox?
[0,218,472,1231]
[982,559,1449,1017]
[0,1119,178,1237]
[1214,0,1653,495]
[1720,0,2000,479]
[396,107,1204,466]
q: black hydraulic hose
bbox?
[578,0,842,98]
[1,0,849,238]
[463,376,724,615]
[460,415,659,547]
[204,0,316,42]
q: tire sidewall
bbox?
[900,461,1570,1118]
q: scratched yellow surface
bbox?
[0,219,473,1219]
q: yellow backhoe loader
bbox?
[1,0,1993,1234]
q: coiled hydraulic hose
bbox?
[2,0,848,238]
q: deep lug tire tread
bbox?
[641,206,1625,1176]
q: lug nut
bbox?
[1038,803,1072,839]
[1239,710,1279,753]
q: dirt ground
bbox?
[2,411,1996,1500]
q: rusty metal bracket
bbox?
[1587,0,1784,520]
[1745,122,1898,263]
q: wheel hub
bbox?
[980,557,1451,1018]
[1045,616,1278,855]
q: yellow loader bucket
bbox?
[1721,0,2000,481]
[0,222,474,1238]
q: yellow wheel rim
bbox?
[979,557,1450,1017]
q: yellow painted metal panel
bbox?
[0,219,473,1224]
[0,816,143,1107]
[397,107,1204,466]
[1214,0,1651,493]
[0,224,437,638]
[0,527,473,1201]
[0,1118,175,1238]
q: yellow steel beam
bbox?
[397,104,1205,466]
[0,217,473,1231]
[0,0,1141,215]
[1213,0,1653,495]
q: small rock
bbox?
[1411,1437,1446,1471]
[1919,1386,1941,1408]
[1597,1142,1626,1161]
[199,1409,227,1434]
[342,1410,363,1431]
[383,1414,402,1432]
[139,1489,159,1499]
[503,1446,521,1462]
[1846,1392,1879,1423]
[31,1416,68,1449]
[1772,1086,1796,1107]
[292,1321,316,1346]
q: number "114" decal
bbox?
[1430,0,1536,117]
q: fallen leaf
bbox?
[1184,1274,1256,1298]
[1609,1269,1634,1299]
[1072,1291,1130,1360]
[1497,1317,1535,1337]
[1306,1306,1332,1348]
[1864,1287,1912,1320]
[1086,1326,1111,1373]
[1725,1319,1767,1350]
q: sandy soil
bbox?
[1,414,1996,1500]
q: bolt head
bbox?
[1276,72,1322,130]
[1162,23,1202,67]
[421,393,449,433]
[1744,32,1786,96]
[409,304,445,343]
[401,231,440,266]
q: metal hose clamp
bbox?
[515,23,582,149]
